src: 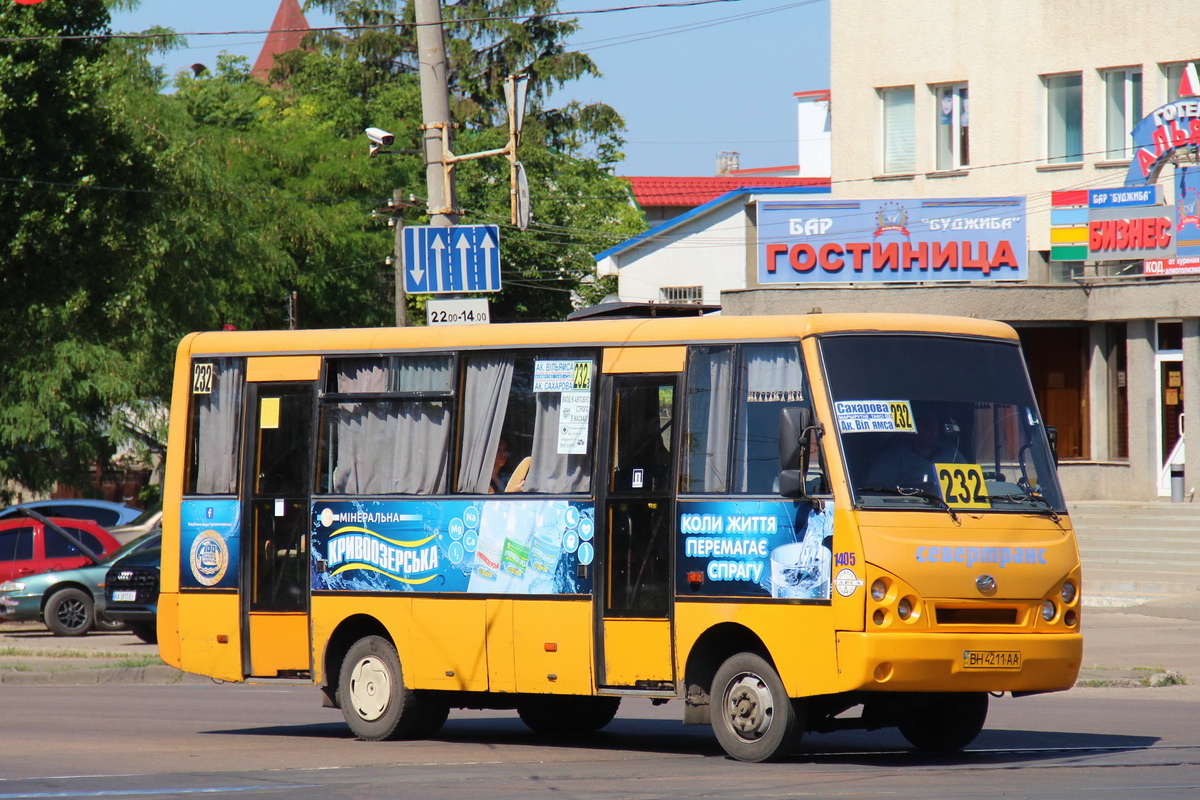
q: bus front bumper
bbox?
[836,630,1083,694]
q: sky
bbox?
[108,0,830,177]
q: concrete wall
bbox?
[830,0,1200,251]
[722,281,1200,322]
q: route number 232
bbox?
[935,463,990,509]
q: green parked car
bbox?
[0,531,161,636]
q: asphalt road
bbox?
[2,682,1198,799]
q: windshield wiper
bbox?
[860,485,959,524]
[997,493,1062,523]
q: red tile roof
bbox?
[252,0,310,82]
[625,176,830,208]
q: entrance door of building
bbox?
[1156,355,1184,497]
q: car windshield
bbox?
[124,504,161,526]
[103,531,161,564]
[820,333,1066,513]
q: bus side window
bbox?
[457,351,597,495]
[317,356,453,495]
[186,358,245,495]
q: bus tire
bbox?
[518,695,621,735]
[898,692,989,753]
[339,636,418,741]
[711,652,796,762]
[44,588,94,637]
[413,699,450,738]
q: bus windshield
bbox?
[820,333,1066,513]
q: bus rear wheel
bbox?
[518,695,621,735]
[711,652,796,762]
[897,692,989,753]
[339,636,419,741]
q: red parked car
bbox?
[0,516,121,583]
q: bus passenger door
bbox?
[597,372,678,690]
[242,378,315,679]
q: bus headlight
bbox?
[897,596,913,620]
[1061,581,1077,604]
[871,579,888,602]
[1042,599,1057,622]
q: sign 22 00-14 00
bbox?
[429,308,488,324]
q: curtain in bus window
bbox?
[193,360,244,494]
[526,385,593,494]
[457,356,515,493]
[683,347,733,493]
[392,357,453,392]
[329,360,450,495]
[734,344,804,494]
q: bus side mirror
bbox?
[1046,425,1059,466]
[778,407,811,498]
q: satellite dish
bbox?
[514,162,531,231]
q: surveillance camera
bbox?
[364,127,395,147]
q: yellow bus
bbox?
[159,312,1081,762]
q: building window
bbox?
[1163,62,1199,102]
[659,286,703,304]
[934,83,969,170]
[881,86,915,174]
[1045,73,1083,164]
[1103,67,1142,160]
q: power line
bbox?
[0,0,755,44]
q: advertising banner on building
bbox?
[757,198,1027,285]
[1087,205,1176,261]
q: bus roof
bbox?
[182,313,1018,357]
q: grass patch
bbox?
[0,646,131,660]
[99,656,164,669]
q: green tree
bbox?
[0,0,167,495]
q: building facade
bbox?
[599,1,1200,502]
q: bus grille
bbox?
[935,607,1019,625]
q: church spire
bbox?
[251,0,310,82]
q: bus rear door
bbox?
[242,358,318,678]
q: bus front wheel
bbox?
[897,692,989,752]
[711,652,796,762]
[339,636,419,741]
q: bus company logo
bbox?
[834,568,864,597]
[874,203,910,238]
[189,530,230,586]
[326,527,440,585]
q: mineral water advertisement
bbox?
[676,500,833,600]
[179,499,241,590]
[311,499,595,595]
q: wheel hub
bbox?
[348,656,391,721]
[724,673,774,740]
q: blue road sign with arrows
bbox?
[403,224,501,294]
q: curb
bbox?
[0,665,212,686]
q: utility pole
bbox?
[414,0,458,228]
[392,189,407,326]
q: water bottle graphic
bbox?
[500,502,535,581]
[529,501,567,574]
[473,502,508,583]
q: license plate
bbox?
[963,650,1021,669]
[111,590,137,603]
